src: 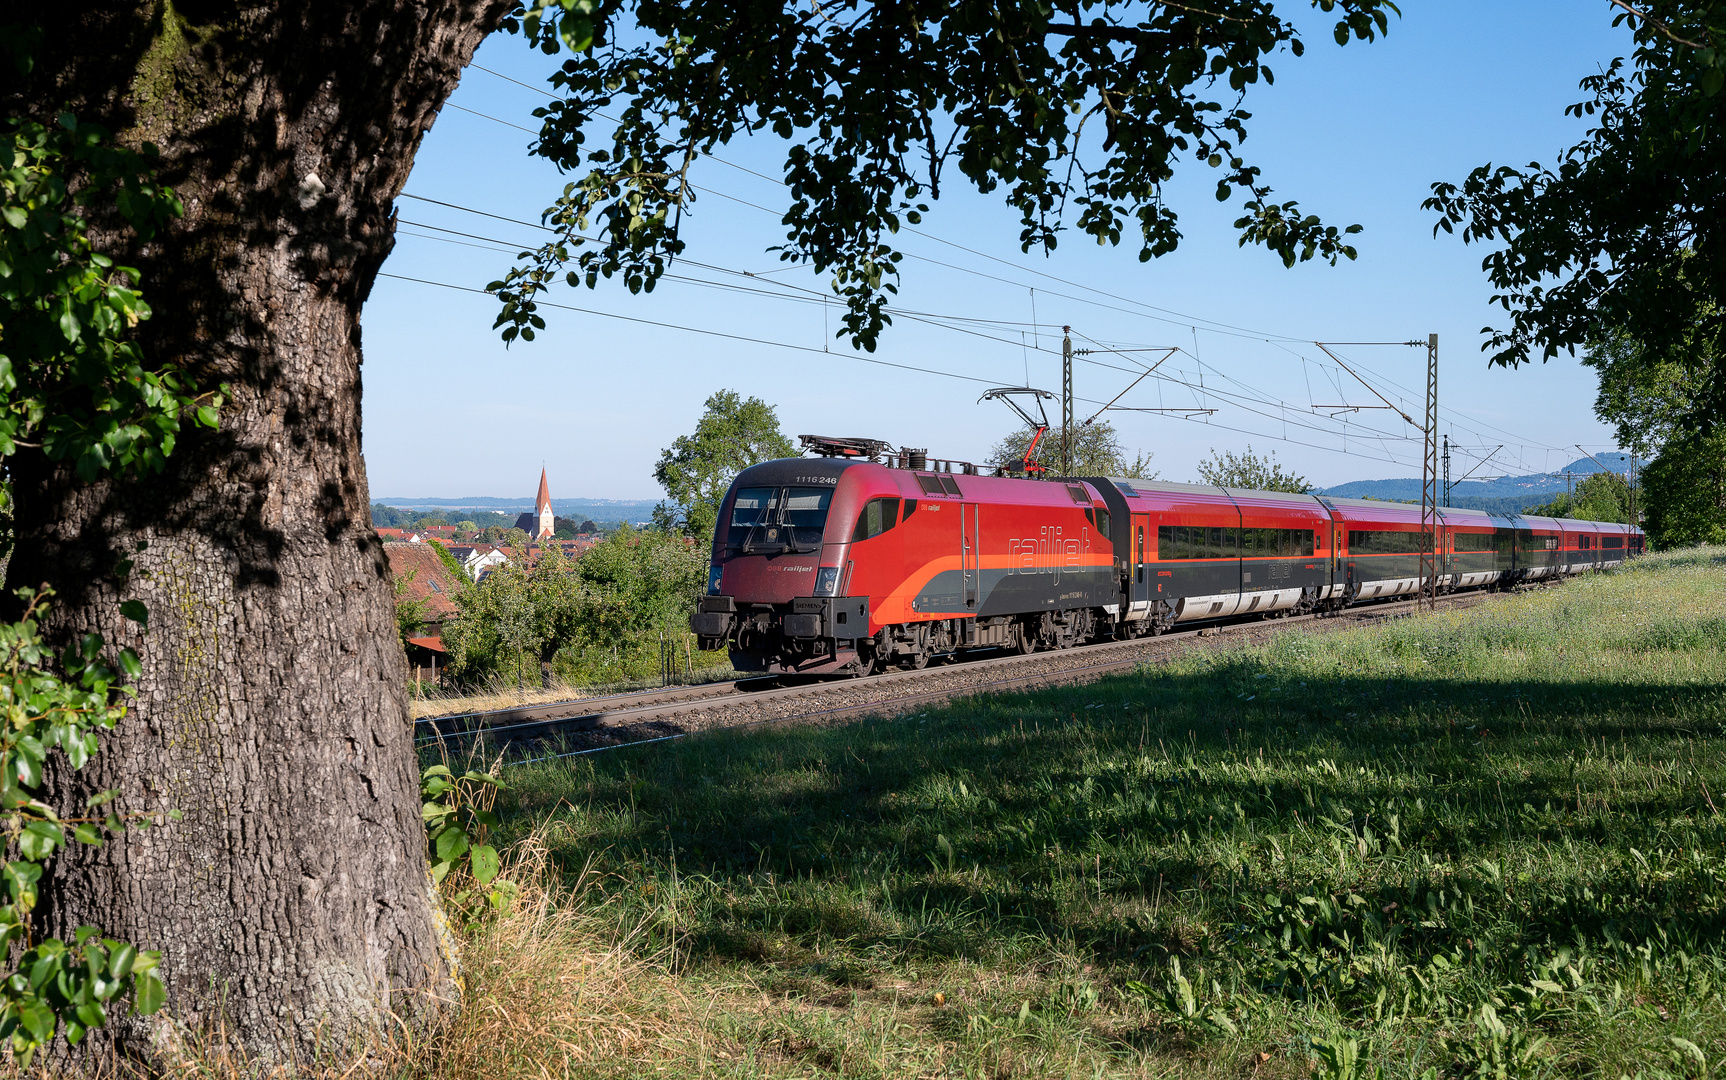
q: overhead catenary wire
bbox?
[379,266,1428,470]
[389,206,1431,468]
[398,174,1455,460]
[402,95,1582,472]
[436,85,1596,469]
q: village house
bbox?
[383,541,464,684]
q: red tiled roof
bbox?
[406,636,446,652]
[383,542,463,621]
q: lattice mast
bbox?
[1061,326,1074,475]
[1419,333,1439,611]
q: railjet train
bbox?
[690,437,1644,676]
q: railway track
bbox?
[417,583,1517,762]
[413,676,782,745]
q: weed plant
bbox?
[467,546,1726,1078]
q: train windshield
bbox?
[781,488,832,545]
[726,486,831,552]
[730,488,780,528]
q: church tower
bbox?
[534,468,554,540]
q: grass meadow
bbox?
[430,546,1726,1079]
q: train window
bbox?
[1155,524,1241,559]
[1578,535,1592,549]
[1135,526,1145,582]
[901,499,918,519]
[941,475,963,496]
[1453,532,1495,552]
[1066,485,1090,504]
[1242,527,1316,557]
[1095,509,1110,540]
[1602,535,1625,549]
[850,497,901,542]
[1348,530,1431,555]
[729,487,779,528]
[1157,525,1183,559]
[916,475,947,496]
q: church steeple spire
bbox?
[534,468,553,540]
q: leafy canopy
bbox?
[490,0,1394,350]
[1195,443,1308,492]
[653,389,796,543]
[1424,2,1726,433]
[1584,328,1706,458]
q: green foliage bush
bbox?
[442,525,709,687]
[0,590,166,1063]
[1642,429,1726,549]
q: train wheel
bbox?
[1013,623,1035,654]
[901,651,929,671]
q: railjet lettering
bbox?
[1007,526,1088,585]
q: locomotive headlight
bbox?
[706,565,724,595]
[813,566,840,597]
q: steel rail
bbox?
[465,583,1528,766]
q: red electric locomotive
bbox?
[689,436,1644,676]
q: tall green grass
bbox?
[473,546,1726,1079]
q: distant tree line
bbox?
[370,503,604,539]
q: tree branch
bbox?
[1046,22,1179,46]
[1605,0,1707,49]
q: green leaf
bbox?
[118,600,148,626]
[19,1001,54,1044]
[469,844,501,885]
[133,971,166,1015]
[18,822,61,861]
[0,207,24,229]
[107,942,136,980]
[435,827,469,863]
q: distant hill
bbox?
[1319,454,1632,511]
[378,497,662,524]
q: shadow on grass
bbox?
[505,602,1726,985]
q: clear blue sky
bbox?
[362,2,1637,503]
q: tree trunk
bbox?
[2,1,509,1061]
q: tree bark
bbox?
[2,0,509,1061]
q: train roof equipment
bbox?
[799,435,894,460]
[979,387,1055,475]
